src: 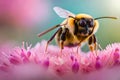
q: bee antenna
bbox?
[68,16,75,19]
[94,16,118,20]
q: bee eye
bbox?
[88,19,94,27]
[79,19,86,27]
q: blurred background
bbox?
[0,0,120,51]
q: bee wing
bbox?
[53,6,75,18]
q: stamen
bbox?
[72,59,79,73]
[95,56,102,69]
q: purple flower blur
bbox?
[0,40,120,80]
[0,0,49,27]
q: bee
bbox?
[38,6,117,53]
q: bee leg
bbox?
[45,28,62,52]
[76,42,81,54]
[59,28,69,53]
[93,35,97,51]
[59,40,64,53]
[88,35,98,56]
[97,43,103,50]
[93,35,104,55]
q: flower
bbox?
[0,41,120,80]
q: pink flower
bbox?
[0,41,120,80]
[0,0,49,27]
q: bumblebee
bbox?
[38,6,117,52]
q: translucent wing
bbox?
[53,6,75,18]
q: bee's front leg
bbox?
[88,34,97,54]
[59,28,69,52]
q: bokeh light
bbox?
[0,0,50,43]
[0,0,49,27]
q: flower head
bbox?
[0,41,120,80]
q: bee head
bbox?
[71,14,95,36]
[70,14,117,37]
[78,18,94,35]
